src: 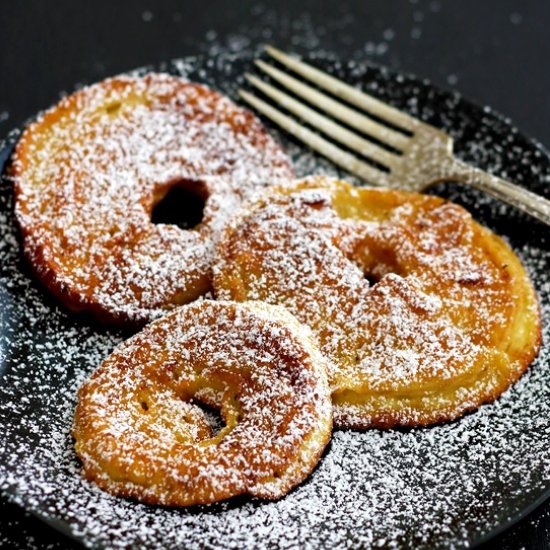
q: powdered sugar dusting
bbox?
[214,178,539,428]
[12,73,293,324]
[1,51,550,548]
[73,300,332,506]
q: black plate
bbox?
[1,51,549,549]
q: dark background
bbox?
[0,0,549,548]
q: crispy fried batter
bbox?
[213,177,541,428]
[73,301,332,506]
[12,74,293,324]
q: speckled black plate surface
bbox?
[0,51,549,549]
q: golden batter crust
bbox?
[73,300,332,506]
[11,73,294,324]
[213,177,541,429]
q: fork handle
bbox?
[443,157,550,227]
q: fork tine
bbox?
[239,89,388,185]
[265,45,418,133]
[255,59,409,152]
[245,73,400,169]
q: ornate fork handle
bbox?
[442,157,550,226]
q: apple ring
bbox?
[213,177,541,429]
[73,300,332,506]
[12,73,294,324]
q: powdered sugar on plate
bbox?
[0,50,550,549]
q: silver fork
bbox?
[239,46,550,226]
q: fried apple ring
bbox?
[213,177,541,429]
[73,300,332,506]
[12,73,294,324]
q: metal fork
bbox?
[239,46,550,226]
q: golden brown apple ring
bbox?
[73,300,332,506]
[12,73,294,324]
[213,177,541,429]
